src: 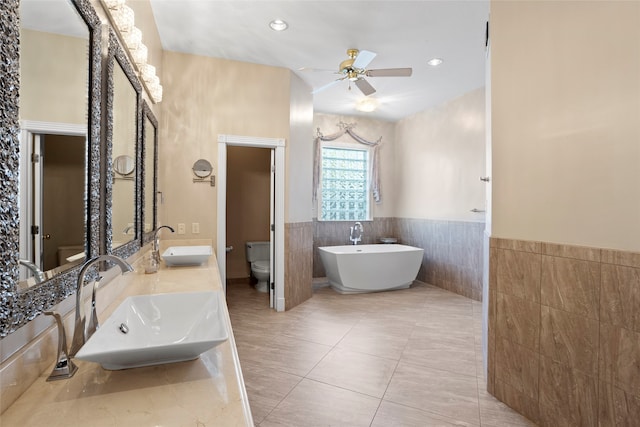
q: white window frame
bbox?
[318,141,372,222]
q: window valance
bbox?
[313,122,382,204]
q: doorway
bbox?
[217,135,285,312]
[226,146,271,305]
[19,121,87,279]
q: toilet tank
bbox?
[246,241,270,262]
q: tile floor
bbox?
[226,280,536,426]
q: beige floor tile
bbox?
[401,327,478,377]
[372,400,479,427]
[239,359,303,424]
[235,334,332,377]
[337,327,410,360]
[477,383,537,426]
[260,378,380,427]
[307,347,398,398]
[227,281,531,427]
[280,318,356,347]
[384,362,481,425]
[400,343,478,377]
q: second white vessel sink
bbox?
[74,291,228,370]
[162,245,212,266]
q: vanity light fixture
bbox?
[124,26,142,50]
[427,57,443,67]
[103,0,125,9]
[112,5,134,33]
[269,19,288,31]
[131,42,148,65]
[100,0,163,103]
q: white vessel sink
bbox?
[74,291,228,370]
[162,245,212,266]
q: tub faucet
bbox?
[349,222,363,245]
[69,255,133,357]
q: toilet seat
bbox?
[252,260,270,272]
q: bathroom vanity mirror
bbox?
[142,101,158,243]
[105,29,142,259]
[0,0,102,337]
[193,159,213,178]
[113,154,135,176]
[18,0,89,285]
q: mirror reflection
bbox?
[111,60,138,249]
[143,108,157,235]
[18,0,89,288]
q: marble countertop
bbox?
[1,257,253,426]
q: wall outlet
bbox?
[177,223,186,235]
[192,222,200,234]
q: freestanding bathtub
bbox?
[318,244,424,294]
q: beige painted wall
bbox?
[226,146,271,278]
[394,88,486,221]
[19,30,87,124]
[312,113,397,219]
[159,51,291,249]
[491,1,640,251]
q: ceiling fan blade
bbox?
[355,78,376,96]
[298,67,336,73]
[366,68,413,77]
[312,77,347,94]
[352,50,377,69]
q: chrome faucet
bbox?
[44,311,78,381]
[152,225,175,264]
[19,259,45,284]
[349,222,363,245]
[69,254,133,357]
[145,225,175,274]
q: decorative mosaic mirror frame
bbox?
[0,0,102,337]
[105,29,142,261]
[141,100,159,246]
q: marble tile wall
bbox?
[312,218,484,302]
[285,222,314,310]
[396,219,484,301]
[487,238,640,426]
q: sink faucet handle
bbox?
[44,311,78,381]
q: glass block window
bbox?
[320,146,370,221]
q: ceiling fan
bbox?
[312,48,412,96]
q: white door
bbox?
[32,134,44,269]
[269,149,275,308]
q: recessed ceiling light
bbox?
[427,58,443,67]
[269,19,288,31]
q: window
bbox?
[320,146,370,221]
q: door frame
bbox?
[217,134,286,312]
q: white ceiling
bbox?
[149,0,489,122]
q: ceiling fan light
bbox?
[269,19,288,31]
[427,57,443,67]
[355,98,380,113]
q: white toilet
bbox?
[245,241,270,293]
